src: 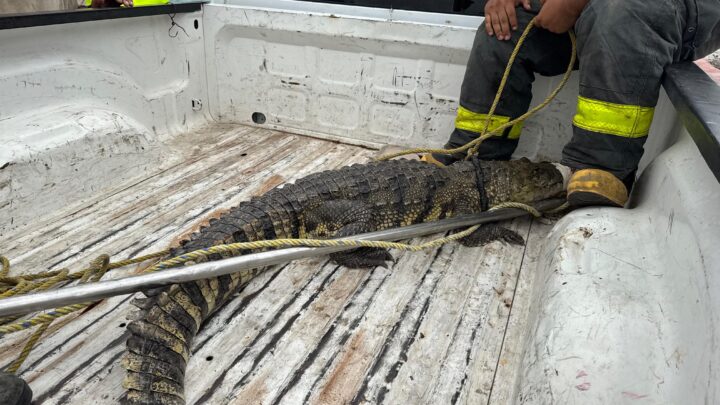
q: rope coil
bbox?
[0,250,170,373]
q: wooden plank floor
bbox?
[0,124,542,404]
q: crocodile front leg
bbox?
[301,200,394,269]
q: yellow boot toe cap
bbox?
[567,169,628,208]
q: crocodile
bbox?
[120,157,565,404]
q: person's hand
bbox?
[535,0,589,33]
[91,0,133,7]
[484,0,532,41]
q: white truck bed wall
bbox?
[517,129,720,403]
[204,0,678,164]
[1,2,718,404]
[0,11,208,234]
[508,61,720,403]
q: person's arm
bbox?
[535,0,590,33]
[484,0,532,41]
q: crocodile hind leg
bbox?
[458,224,525,247]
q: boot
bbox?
[419,154,446,167]
[567,168,628,208]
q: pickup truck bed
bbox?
[0,124,543,404]
[1,1,719,404]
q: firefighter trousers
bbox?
[436,0,689,184]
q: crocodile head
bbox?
[472,157,566,205]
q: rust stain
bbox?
[170,206,234,248]
[254,174,285,196]
[0,339,25,364]
[26,339,84,384]
[317,330,366,404]
[228,378,267,405]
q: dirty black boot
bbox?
[0,373,32,405]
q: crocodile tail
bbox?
[122,263,264,403]
[121,202,276,404]
[122,286,193,405]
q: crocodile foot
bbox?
[331,248,394,269]
[459,224,525,247]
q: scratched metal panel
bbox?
[204,4,472,149]
[0,125,543,404]
[203,2,586,158]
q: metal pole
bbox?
[0,199,563,317]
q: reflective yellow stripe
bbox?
[455,106,524,140]
[84,0,168,6]
[573,96,654,138]
[508,122,523,140]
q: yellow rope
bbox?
[376,18,577,162]
[0,256,9,278]
[147,225,482,273]
[5,257,114,371]
[0,251,166,373]
[542,201,571,215]
[0,280,28,299]
[5,320,50,374]
[0,250,169,287]
[0,304,91,336]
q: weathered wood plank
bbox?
[224,266,369,405]
[306,237,464,405]
[0,125,376,404]
[455,219,536,405]
[488,220,554,405]
[185,259,333,405]
[270,266,392,404]
[0,124,552,404]
[392,219,531,405]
